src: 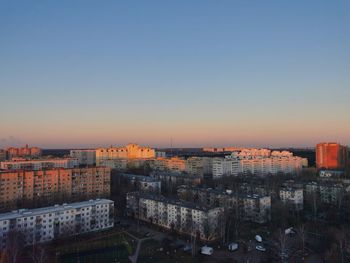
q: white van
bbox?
[201,245,214,255]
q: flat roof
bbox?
[121,173,160,182]
[129,192,220,211]
[0,199,113,221]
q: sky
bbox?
[0,0,349,149]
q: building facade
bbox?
[305,181,345,206]
[316,143,348,171]
[212,150,307,178]
[279,187,304,211]
[0,167,111,210]
[126,192,224,241]
[0,158,79,171]
[96,144,155,165]
[0,150,5,162]
[119,174,161,194]
[70,149,96,166]
[5,145,42,160]
[177,186,271,224]
[0,199,114,250]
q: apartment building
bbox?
[177,186,271,224]
[0,150,5,162]
[241,194,271,224]
[119,174,161,194]
[316,143,348,170]
[279,187,304,211]
[305,181,345,205]
[150,157,186,174]
[0,158,79,171]
[150,157,212,178]
[5,145,42,160]
[212,158,236,178]
[202,147,241,152]
[150,172,202,191]
[96,144,155,165]
[0,199,114,250]
[212,150,307,178]
[126,192,224,241]
[0,167,111,210]
[70,149,96,165]
[186,157,213,178]
[98,158,128,170]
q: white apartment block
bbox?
[212,158,233,179]
[279,187,304,211]
[126,193,224,241]
[70,149,96,165]
[212,150,307,178]
[0,199,114,250]
[0,158,79,171]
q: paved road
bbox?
[125,231,151,263]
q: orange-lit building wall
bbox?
[316,143,347,170]
[0,167,110,211]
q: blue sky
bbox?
[0,0,349,148]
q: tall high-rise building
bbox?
[316,143,348,170]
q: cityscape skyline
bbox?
[1,0,349,148]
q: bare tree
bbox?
[333,227,346,263]
[277,229,287,261]
[5,230,24,263]
[311,191,319,221]
[297,224,307,255]
[31,245,48,263]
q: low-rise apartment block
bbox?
[118,174,161,194]
[279,187,304,211]
[177,186,271,224]
[305,181,345,205]
[126,192,224,241]
[0,199,114,250]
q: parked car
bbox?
[285,227,296,235]
[256,245,266,252]
[228,242,239,251]
[201,246,214,255]
[183,245,192,252]
[255,235,263,242]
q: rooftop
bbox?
[129,192,219,211]
[0,199,113,221]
